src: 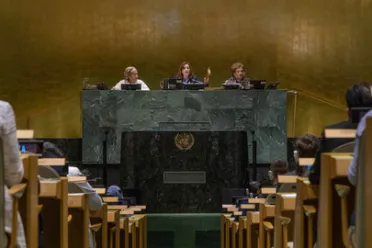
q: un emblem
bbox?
[174,133,194,150]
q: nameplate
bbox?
[248,198,266,204]
[107,205,128,210]
[298,158,315,166]
[240,204,255,209]
[260,187,276,194]
[278,175,298,183]
[222,204,236,209]
[38,158,66,166]
[324,129,356,138]
[68,176,87,182]
[102,197,119,203]
[93,188,106,194]
[163,171,206,184]
[17,130,34,139]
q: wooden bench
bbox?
[68,193,90,248]
[318,153,353,248]
[274,193,296,248]
[258,203,275,248]
[39,178,69,248]
[293,178,319,248]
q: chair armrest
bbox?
[335,184,350,197]
[263,221,274,231]
[37,205,43,214]
[67,214,72,223]
[8,184,27,199]
[303,205,316,216]
[279,216,291,225]
[89,223,102,232]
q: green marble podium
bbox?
[82,90,287,164]
[82,90,287,248]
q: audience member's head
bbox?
[269,160,289,182]
[294,134,319,160]
[345,82,372,120]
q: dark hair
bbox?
[270,160,288,177]
[345,83,372,108]
[176,61,194,79]
[295,134,319,158]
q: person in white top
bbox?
[112,66,150,91]
[0,100,26,248]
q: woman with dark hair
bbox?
[176,62,210,84]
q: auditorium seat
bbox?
[19,154,39,247]
[107,210,121,248]
[318,154,353,248]
[258,203,275,248]
[68,193,90,248]
[245,211,259,248]
[90,203,108,248]
[356,117,372,247]
[293,178,319,248]
[274,193,296,248]
[39,176,69,247]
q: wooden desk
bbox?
[246,212,259,248]
[318,153,351,248]
[274,193,296,248]
[258,204,275,248]
[294,178,319,248]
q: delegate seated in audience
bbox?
[0,100,26,247]
[292,134,319,177]
[106,185,128,205]
[309,82,372,184]
[222,62,251,89]
[112,66,150,91]
[175,61,209,84]
[68,167,103,248]
[266,159,289,189]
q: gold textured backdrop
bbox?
[1,0,372,138]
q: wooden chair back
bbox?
[39,177,69,248]
[68,193,90,248]
[258,203,275,248]
[90,203,108,248]
[293,178,319,248]
[107,210,121,248]
[274,193,296,248]
[19,154,39,248]
[318,153,353,248]
[356,117,372,247]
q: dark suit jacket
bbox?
[309,121,357,184]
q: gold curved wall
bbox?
[1,0,371,138]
